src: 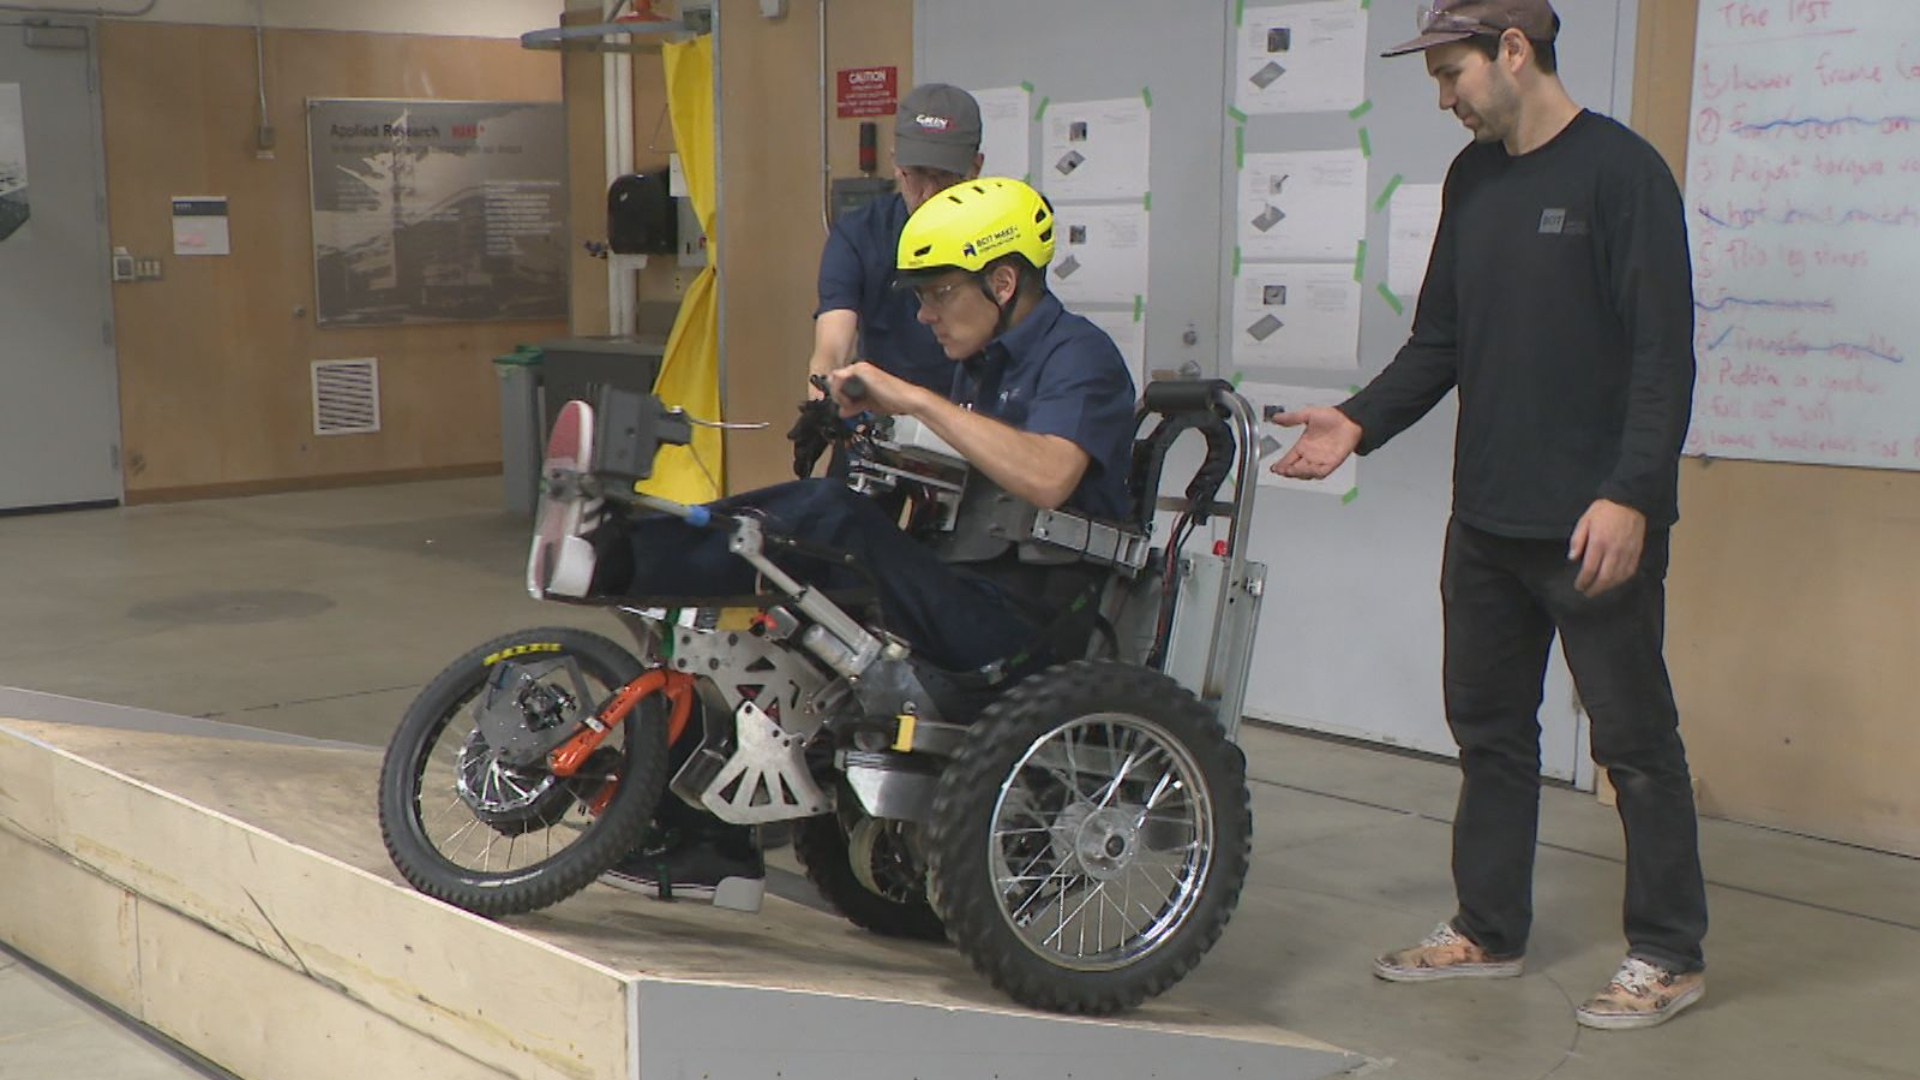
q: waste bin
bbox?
[494,344,544,517]
[536,335,667,438]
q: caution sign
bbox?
[836,66,898,118]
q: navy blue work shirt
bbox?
[815,195,955,395]
[953,292,1138,522]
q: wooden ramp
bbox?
[0,700,1362,1080]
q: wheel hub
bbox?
[1055,804,1143,883]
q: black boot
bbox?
[601,807,766,911]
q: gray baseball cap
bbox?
[894,83,982,175]
[1382,0,1560,58]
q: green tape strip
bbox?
[1133,295,1145,320]
[1342,487,1360,504]
[1034,96,1051,121]
[1235,124,1245,169]
[1349,384,1362,394]
[1377,282,1405,315]
[1349,99,1373,120]
[1231,370,1246,389]
[1235,0,1245,28]
[1019,80,1034,93]
[1142,86,1153,108]
[1227,105,1248,123]
[1374,173,1404,213]
[1144,191,1152,211]
[1232,245,1242,277]
[1354,240,1367,282]
[1360,0,1371,10]
[1358,127,1372,158]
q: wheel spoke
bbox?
[1042,881,1106,952]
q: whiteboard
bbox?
[1683,0,1920,471]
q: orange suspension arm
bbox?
[548,668,695,778]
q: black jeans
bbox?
[1440,517,1708,973]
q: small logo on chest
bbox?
[1538,208,1589,236]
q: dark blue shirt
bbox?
[815,195,955,395]
[954,293,1138,522]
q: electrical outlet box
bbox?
[135,258,163,281]
[110,247,136,283]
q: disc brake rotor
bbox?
[455,728,559,815]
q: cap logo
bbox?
[916,114,952,131]
[962,242,977,258]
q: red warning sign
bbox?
[836,66,898,118]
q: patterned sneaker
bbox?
[1575,957,1705,1030]
[527,399,603,599]
[1373,922,1525,982]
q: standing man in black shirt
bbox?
[1269,0,1707,1031]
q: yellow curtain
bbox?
[640,34,722,502]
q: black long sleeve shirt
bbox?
[1339,110,1696,539]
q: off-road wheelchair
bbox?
[377,378,1268,1015]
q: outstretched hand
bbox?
[1267,406,1363,480]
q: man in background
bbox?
[806,83,984,400]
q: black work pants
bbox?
[1440,517,1708,973]
[592,479,1041,674]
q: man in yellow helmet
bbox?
[823,177,1136,520]
[535,178,1136,901]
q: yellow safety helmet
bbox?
[896,177,1054,279]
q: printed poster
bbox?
[1050,202,1150,305]
[172,197,231,256]
[1231,263,1361,370]
[1236,1,1369,115]
[1239,149,1367,261]
[308,99,567,327]
[0,83,28,244]
[971,85,1032,182]
[1389,183,1443,297]
[1040,96,1150,201]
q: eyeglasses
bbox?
[912,278,974,311]
[1417,4,1500,35]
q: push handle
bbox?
[807,372,868,402]
[1142,378,1232,416]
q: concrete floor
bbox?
[3,477,1918,1079]
[0,950,217,1080]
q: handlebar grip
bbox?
[840,374,868,401]
[1142,378,1231,416]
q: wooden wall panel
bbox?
[1632,0,1920,856]
[716,1,914,492]
[99,23,565,499]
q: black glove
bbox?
[787,396,841,479]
